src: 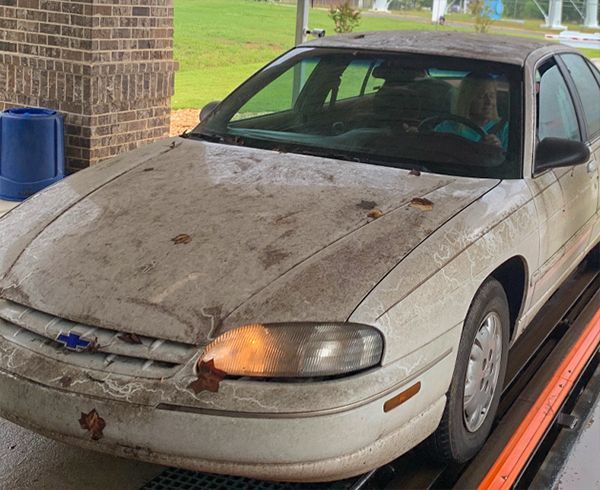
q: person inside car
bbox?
[435,72,509,149]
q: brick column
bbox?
[0,0,176,172]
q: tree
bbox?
[470,0,494,32]
[329,1,361,33]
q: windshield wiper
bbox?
[290,146,430,172]
[188,130,224,143]
[189,131,251,147]
[189,132,432,173]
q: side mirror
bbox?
[199,101,221,122]
[535,137,590,172]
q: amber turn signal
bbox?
[383,382,421,413]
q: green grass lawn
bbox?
[173,0,463,109]
[173,0,600,110]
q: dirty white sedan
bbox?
[0,32,599,482]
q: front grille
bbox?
[141,467,354,490]
[0,299,198,378]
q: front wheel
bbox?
[588,242,599,270]
[425,277,510,462]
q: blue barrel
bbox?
[0,107,65,201]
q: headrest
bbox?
[371,61,426,83]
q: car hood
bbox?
[0,138,498,344]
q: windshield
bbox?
[195,48,523,179]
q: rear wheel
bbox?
[425,277,510,462]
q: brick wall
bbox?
[0,0,176,172]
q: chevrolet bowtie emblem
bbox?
[56,332,94,352]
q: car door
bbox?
[528,56,598,304]
[586,58,600,213]
[558,53,600,241]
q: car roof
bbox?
[302,31,577,66]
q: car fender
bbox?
[350,180,539,395]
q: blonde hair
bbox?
[455,77,499,120]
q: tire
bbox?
[425,277,510,463]
[588,243,599,270]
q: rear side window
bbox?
[536,61,580,142]
[560,54,600,137]
[336,59,379,100]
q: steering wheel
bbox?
[418,115,487,140]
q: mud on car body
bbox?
[0,32,599,482]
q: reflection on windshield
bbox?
[198,48,523,179]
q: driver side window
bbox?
[536,60,580,142]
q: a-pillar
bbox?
[0,0,176,173]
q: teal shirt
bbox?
[435,119,509,150]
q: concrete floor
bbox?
[0,418,163,489]
[554,393,600,490]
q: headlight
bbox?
[199,322,384,378]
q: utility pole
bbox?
[546,0,566,28]
[584,0,599,27]
[432,0,448,22]
[295,0,310,46]
[293,0,310,103]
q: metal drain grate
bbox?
[140,468,355,490]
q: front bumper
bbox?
[0,316,461,482]
[0,361,447,482]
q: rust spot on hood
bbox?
[260,246,291,269]
[357,200,378,210]
[58,376,73,388]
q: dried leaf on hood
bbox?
[171,234,192,245]
[79,409,106,441]
[409,197,433,211]
[367,208,384,220]
[84,338,100,352]
[187,359,227,394]
[408,169,421,176]
[118,332,142,344]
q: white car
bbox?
[0,31,598,482]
